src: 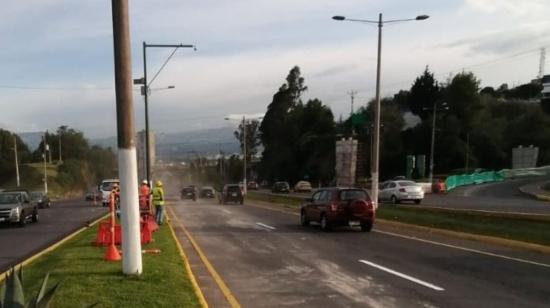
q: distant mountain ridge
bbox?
[19,127,243,160]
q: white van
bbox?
[99,179,119,207]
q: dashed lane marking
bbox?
[359,259,445,291]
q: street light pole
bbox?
[428,101,437,185]
[371,13,383,209]
[332,13,428,209]
[13,134,20,187]
[242,116,247,195]
[427,101,448,185]
[42,134,47,194]
[140,43,195,185]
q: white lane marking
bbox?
[256,222,276,230]
[359,260,445,291]
[247,203,550,268]
[374,230,550,269]
[222,209,231,214]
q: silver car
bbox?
[379,180,424,204]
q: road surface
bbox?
[255,177,550,215]
[0,198,108,272]
[170,197,550,308]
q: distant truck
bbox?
[99,179,119,207]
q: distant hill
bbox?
[17,132,44,151]
[89,126,241,160]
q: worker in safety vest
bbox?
[152,180,165,225]
[110,183,120,212]
[139,180,150,213]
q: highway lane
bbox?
[254,177,550,215]
[0,198,108,272]
[171,198,550,308]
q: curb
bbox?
[246,197,550,255]
[166,212,209,308]
[0,212,109,283]
[167,207,241,308]
[377,219,550,255]
[518,186,550,202]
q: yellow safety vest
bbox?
[152,187,165,206]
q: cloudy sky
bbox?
[1,0,549,138]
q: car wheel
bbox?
[360,222,373,232]
[391,195,399,204]
[18,214,26,227]
[32,209,39,223]
[300,210,310,227]
[320,214,331,232]
[414,199,422,205]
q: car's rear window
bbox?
[339,190,369,201]
[101,182,118,191]
[398,181,417,187]
[227,186,240,192]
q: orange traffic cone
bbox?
[104,193,121,261]
[104,243,121,261]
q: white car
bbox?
[379,180,424,204]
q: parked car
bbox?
[0,190,38,227]
[247,181,259,190]
[85,191,100,201]
[199,186,216,199]
[272,181,290,193]
[300,188,374,232]
[30,191,51,208]
[379,180,424,204]
[181,186,197,201]
[294,181,312,193]
[219,184,244,204]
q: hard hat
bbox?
[142,180,148,185]
[156,180,163,187]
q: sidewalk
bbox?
[519,181,550,202]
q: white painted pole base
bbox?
[119,148,143,275]
[371,171,379,210]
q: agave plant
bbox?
[0,267,59,308]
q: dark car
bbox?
[272,181,290,193]
[247,181,259,190]
[199,186,215,199]
[0,190,38,227]
[181,186,197,201]
[85,191,100,201]
[30,191,51,208]
[219,184,244,204]
[300,188,375,232]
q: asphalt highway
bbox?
[255,177,550,215]
[0,198,108,272]
[170,197,550,308]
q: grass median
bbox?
[247,191,550,247]
[18,222,200,307]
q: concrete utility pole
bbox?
[42,134,48,194]
[371,13,383,210]
[348,90,357,135]
[111,0,142,275]
[58,133,62,163]
[13,134,20,187]
[242,116,247,195]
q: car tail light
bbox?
[399,188,406,192]
[330,203,338,212]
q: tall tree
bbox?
[408,67,440,120]
[233,119,262,167]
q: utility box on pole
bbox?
[335,138,358,187]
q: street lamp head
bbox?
[332,16,346,21]
[416,15,429,20]
[167,85,175,89]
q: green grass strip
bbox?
[20,223,200,308]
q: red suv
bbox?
[300,188,375,232]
